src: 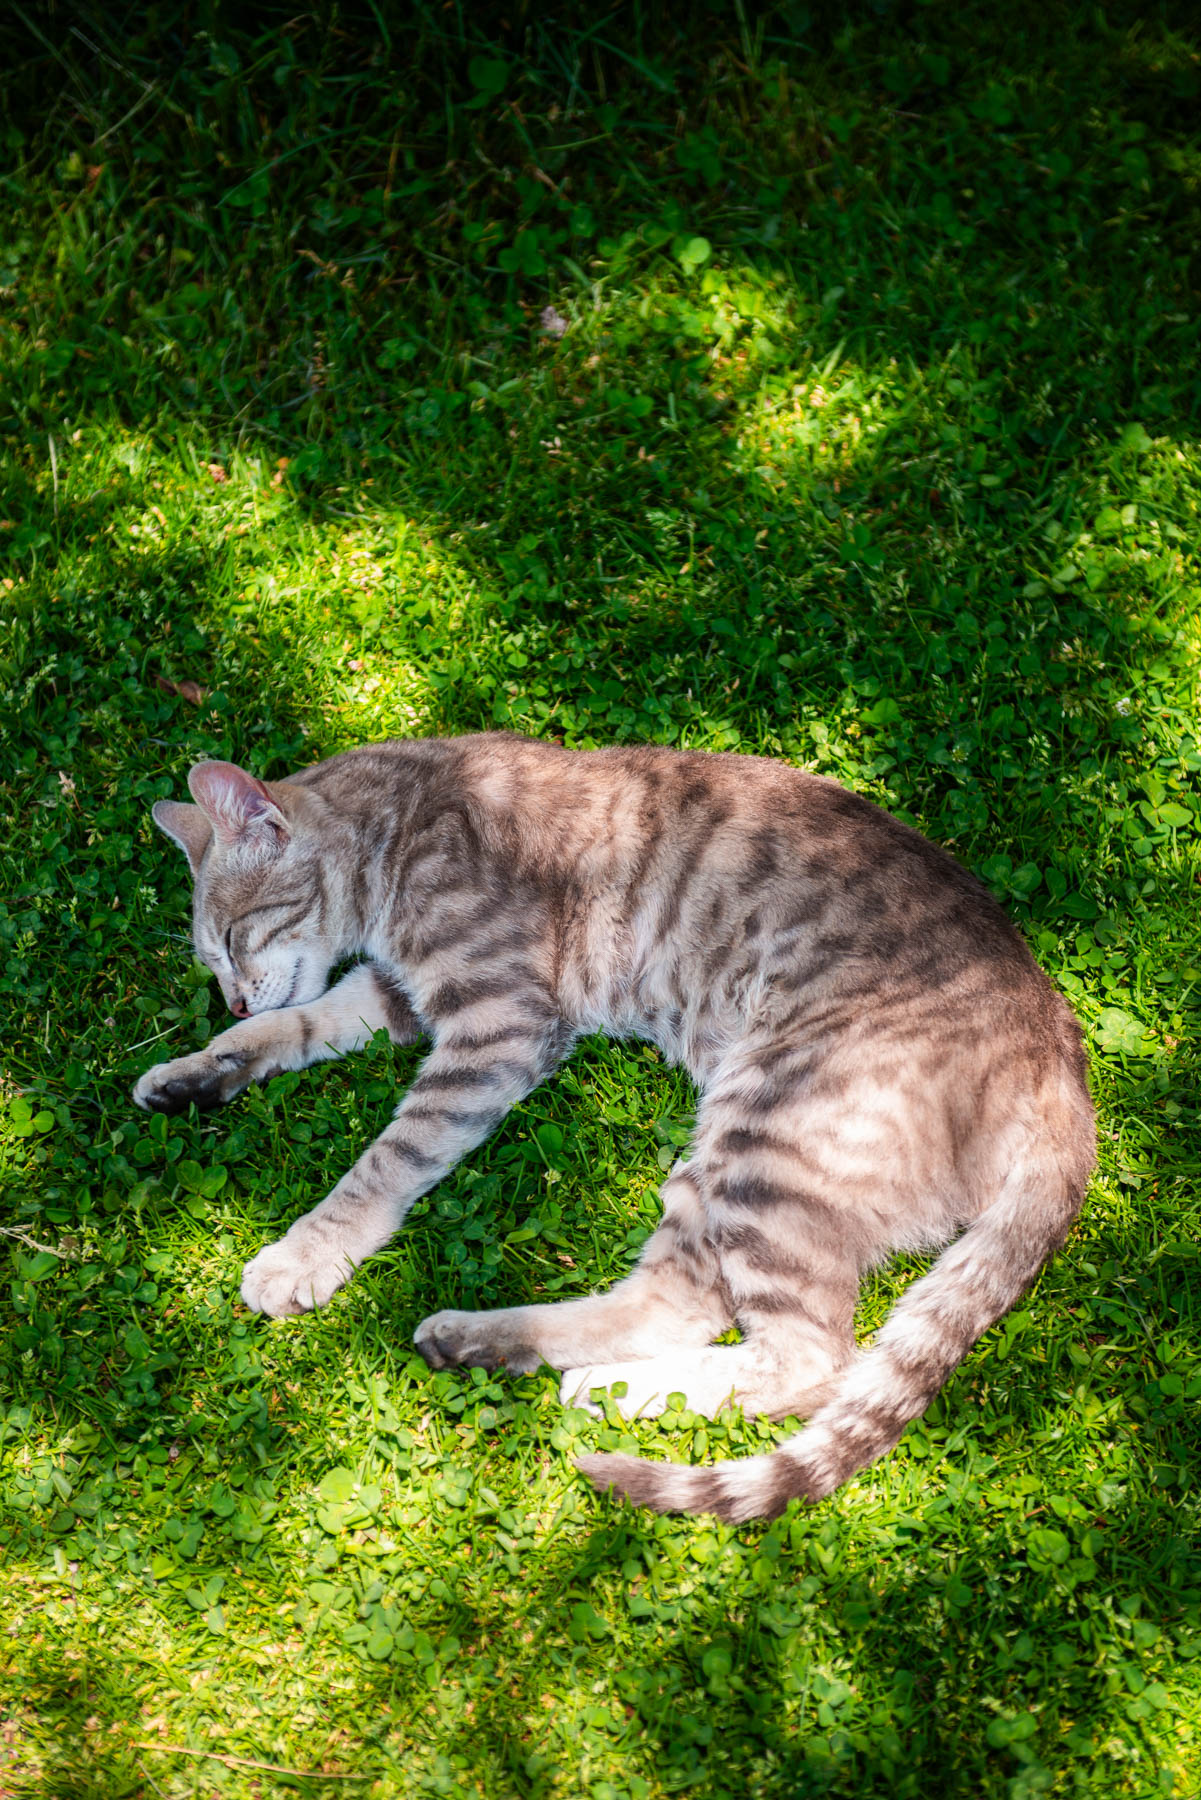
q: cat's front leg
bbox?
[240,1011,572,1317]
[133,963,419,1115]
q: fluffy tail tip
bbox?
[576,1450,795,1523]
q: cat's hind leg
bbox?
[416,1161,730,1374]
[561,1285,852,1424]
[561,1210,857,1421]
[567,1064,863,1423]
[562,1228,857,1422]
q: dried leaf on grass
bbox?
[153,673,210,706]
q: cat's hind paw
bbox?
[560,1355,741,1420]
[560,1364,670,1419]
[240,1229,355,1317]
[413,1309,542,1375]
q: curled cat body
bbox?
[136,733,1095,1523]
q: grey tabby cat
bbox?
[136,734,1095,1522]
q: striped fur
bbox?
[137,737,1095,1517]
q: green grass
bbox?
[1,1,1200,1794]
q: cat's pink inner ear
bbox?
[187,761,288,846]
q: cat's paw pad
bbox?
[240,1230,355,1317]
[413,1310,540,1375]
[133,1050,245,1115]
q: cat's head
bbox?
[152,762,334,1017]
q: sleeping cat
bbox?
[135,734,1095,1522]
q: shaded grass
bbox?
[1,2,1200,1795]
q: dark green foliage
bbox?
[0,2,1199,1795]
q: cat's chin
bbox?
[239,967,328,1016]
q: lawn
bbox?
[1,2,1200,1795]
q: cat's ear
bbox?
[186,761,290,855]
[151,800,211,876]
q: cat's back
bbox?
[437,738,1047,1034]
[310,733,1029,944]
[292,732,1041,987]
[555,741,1016,941]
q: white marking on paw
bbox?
[561,1364,654,1417]
[560,1356,735,1420]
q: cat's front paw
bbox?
[133,1048,249,1115]
[240,1227,355,1317]
[413,1309,542,1375]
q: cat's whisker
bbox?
[125,1024,185,1055]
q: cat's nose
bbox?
[230,995,250,1019]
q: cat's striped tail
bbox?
[577,1146,1089,1524]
